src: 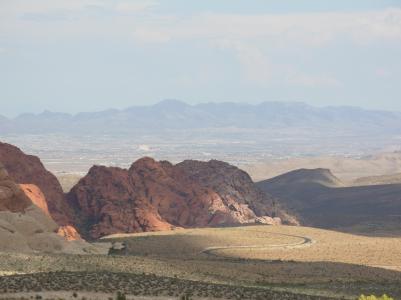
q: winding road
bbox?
[200,231,315,258]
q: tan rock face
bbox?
[19,184,50,216]
[68,157,298,239]
[57,225,82,241]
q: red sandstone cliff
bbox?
[0,142,81,240]
[68,157,298,239]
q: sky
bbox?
[1,0,401,117]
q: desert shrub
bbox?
[358,295,394,300]
[116,291,126,300]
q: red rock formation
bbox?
[68,164,175,239]
[68,157,298,239]
[20,184,50,216]
[175,160,298,225]
[0,163,104,254]
[0,164,31,212]
[0,142,81,240]
[57,225,82,241]
[0,142,73,226]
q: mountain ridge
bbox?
[1,100,401,134]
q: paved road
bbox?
[201,231,315,258]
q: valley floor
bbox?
[0,225,400,299]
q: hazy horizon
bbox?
[2,98,401,118]
[1,0,401,117]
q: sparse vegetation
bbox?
[358,295,394,300]
[1,226,401,299]
[115,291,126,300]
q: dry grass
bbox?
[0,271,335,300]
[105,225,401,270]
[1,225,401,299]
[104,225,401,298]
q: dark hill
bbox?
[257,168,401,235]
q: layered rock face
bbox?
[68,157,297,239]
[0,142,80,240]
[0,163,97,253]
[175,160,297,225]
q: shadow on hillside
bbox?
[304,214,401,238]
[258,178,401,238]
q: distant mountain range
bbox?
[1,100,401,134]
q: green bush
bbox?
[358,294,394,300]
[116,291,126,300]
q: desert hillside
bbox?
[352,173,401,186]
[257,168,401,234]
[243,152,401,182]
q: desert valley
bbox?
[1,137,401,300]
[2,1,401,299]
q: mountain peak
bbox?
[154,99,189,108]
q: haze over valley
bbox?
[2,100,401,182]
[2,0,401,299]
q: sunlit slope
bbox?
[104,225,401,271]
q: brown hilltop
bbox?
[68,157,297,239]
[0,141,81,240]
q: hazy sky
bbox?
[1,0,401,116]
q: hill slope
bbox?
[257,168,401,234]
[263,168,344,188]
[353,173,401,186]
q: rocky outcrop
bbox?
[175,160,297,225]
[0,164,31,212]
[68,157,297,239]
[0,142,80,240]
[20,184,51,216]
[56,225,82,241]
[67,163,178,239]
[0,163,99,253]
[19,183,82,240]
